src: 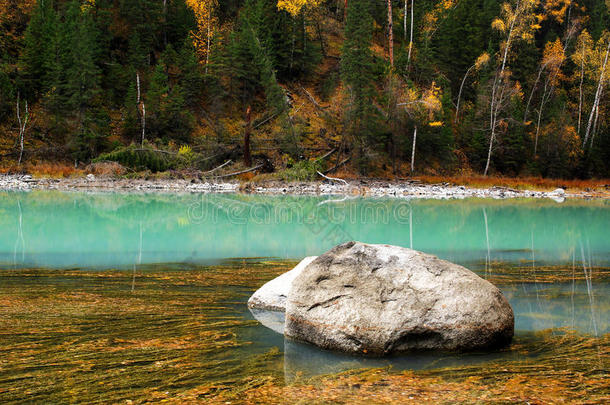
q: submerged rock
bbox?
[285,242,514,355]
[249,308,285,334]
[247,256,317,311]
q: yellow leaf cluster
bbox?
[475,52,491,70]
[493,0,541,61]
[492,18,506,33]
[185,0,219,63]
[544,0,571,24]
[572,30,610,84]
[422,0,457,35]
[277,0,322,17]
[542,38,565,84]
[81,0,95,13]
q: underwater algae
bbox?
[0,261,607,404]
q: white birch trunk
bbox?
[583,39,610,147]
[455,64,474,123]
[141,103,146,147]
[486,0,521,176]
[388,0,393,67]
[16,92,29,165]
[206,16,211,75]
[136,72,141,104]
[577,41,585,134]
[589,97,601,146]
[404,0,407,41]
[484,128,494,176]
[410,125,417,172]
[524,64,544,123]
[407,0,414,67]
[534,82,547,156]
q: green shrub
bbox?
[278,159,322,181]
[94,145,178,172]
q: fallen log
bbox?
[204,160,232,175]
[324,156,351,175]
[314,148,337,162]
[317,170,347,185]
[216,164,263,178]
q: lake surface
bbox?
[0,191,608,403]
[1,191,609,268]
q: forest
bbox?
[0,0,609,179]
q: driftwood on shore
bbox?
[203,160,232,175]
[314,148,337,163]
[216,164,263,178]
[317,170,347,185]
[324,156,351,174]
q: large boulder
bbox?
[248,256,317,311]
[285,242,514,355]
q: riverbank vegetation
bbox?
[1,0,609,180]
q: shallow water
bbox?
[0,191,608,403]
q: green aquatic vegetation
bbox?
[0,263,293,404]
[0,262,607,404]
[204,331,608,404]
[483,263,610,285]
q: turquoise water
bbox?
[1,191,609,268]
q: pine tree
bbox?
[341,0,378,154]
[19,0,58,98]
[62,0,106,160]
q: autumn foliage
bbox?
[0,0,609,179]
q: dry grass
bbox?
[85,161,127,177]
[413,175,610,193]
[25,162,84,178]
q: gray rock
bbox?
[247,256,317,311]
[285,242,514,355]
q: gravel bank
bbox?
[0,174,599,201]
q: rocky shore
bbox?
[0,173,601,200]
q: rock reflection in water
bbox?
[250,279,607,381]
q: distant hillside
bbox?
[1,0,609,179]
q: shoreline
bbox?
[1,174,606,201]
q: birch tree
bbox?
[136,72,146,146]
[455,52,490,123]
[16,92,29,165]
[186,0,218,73]
[571,29,610,146]
[573,31,592,135]
[583,33,610,148]
[485,0,539,176]
[407,0,414,66]
[531,38,565,155]
[523,6,578,129]
[387,0,394,67]
[397,84,442,173]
